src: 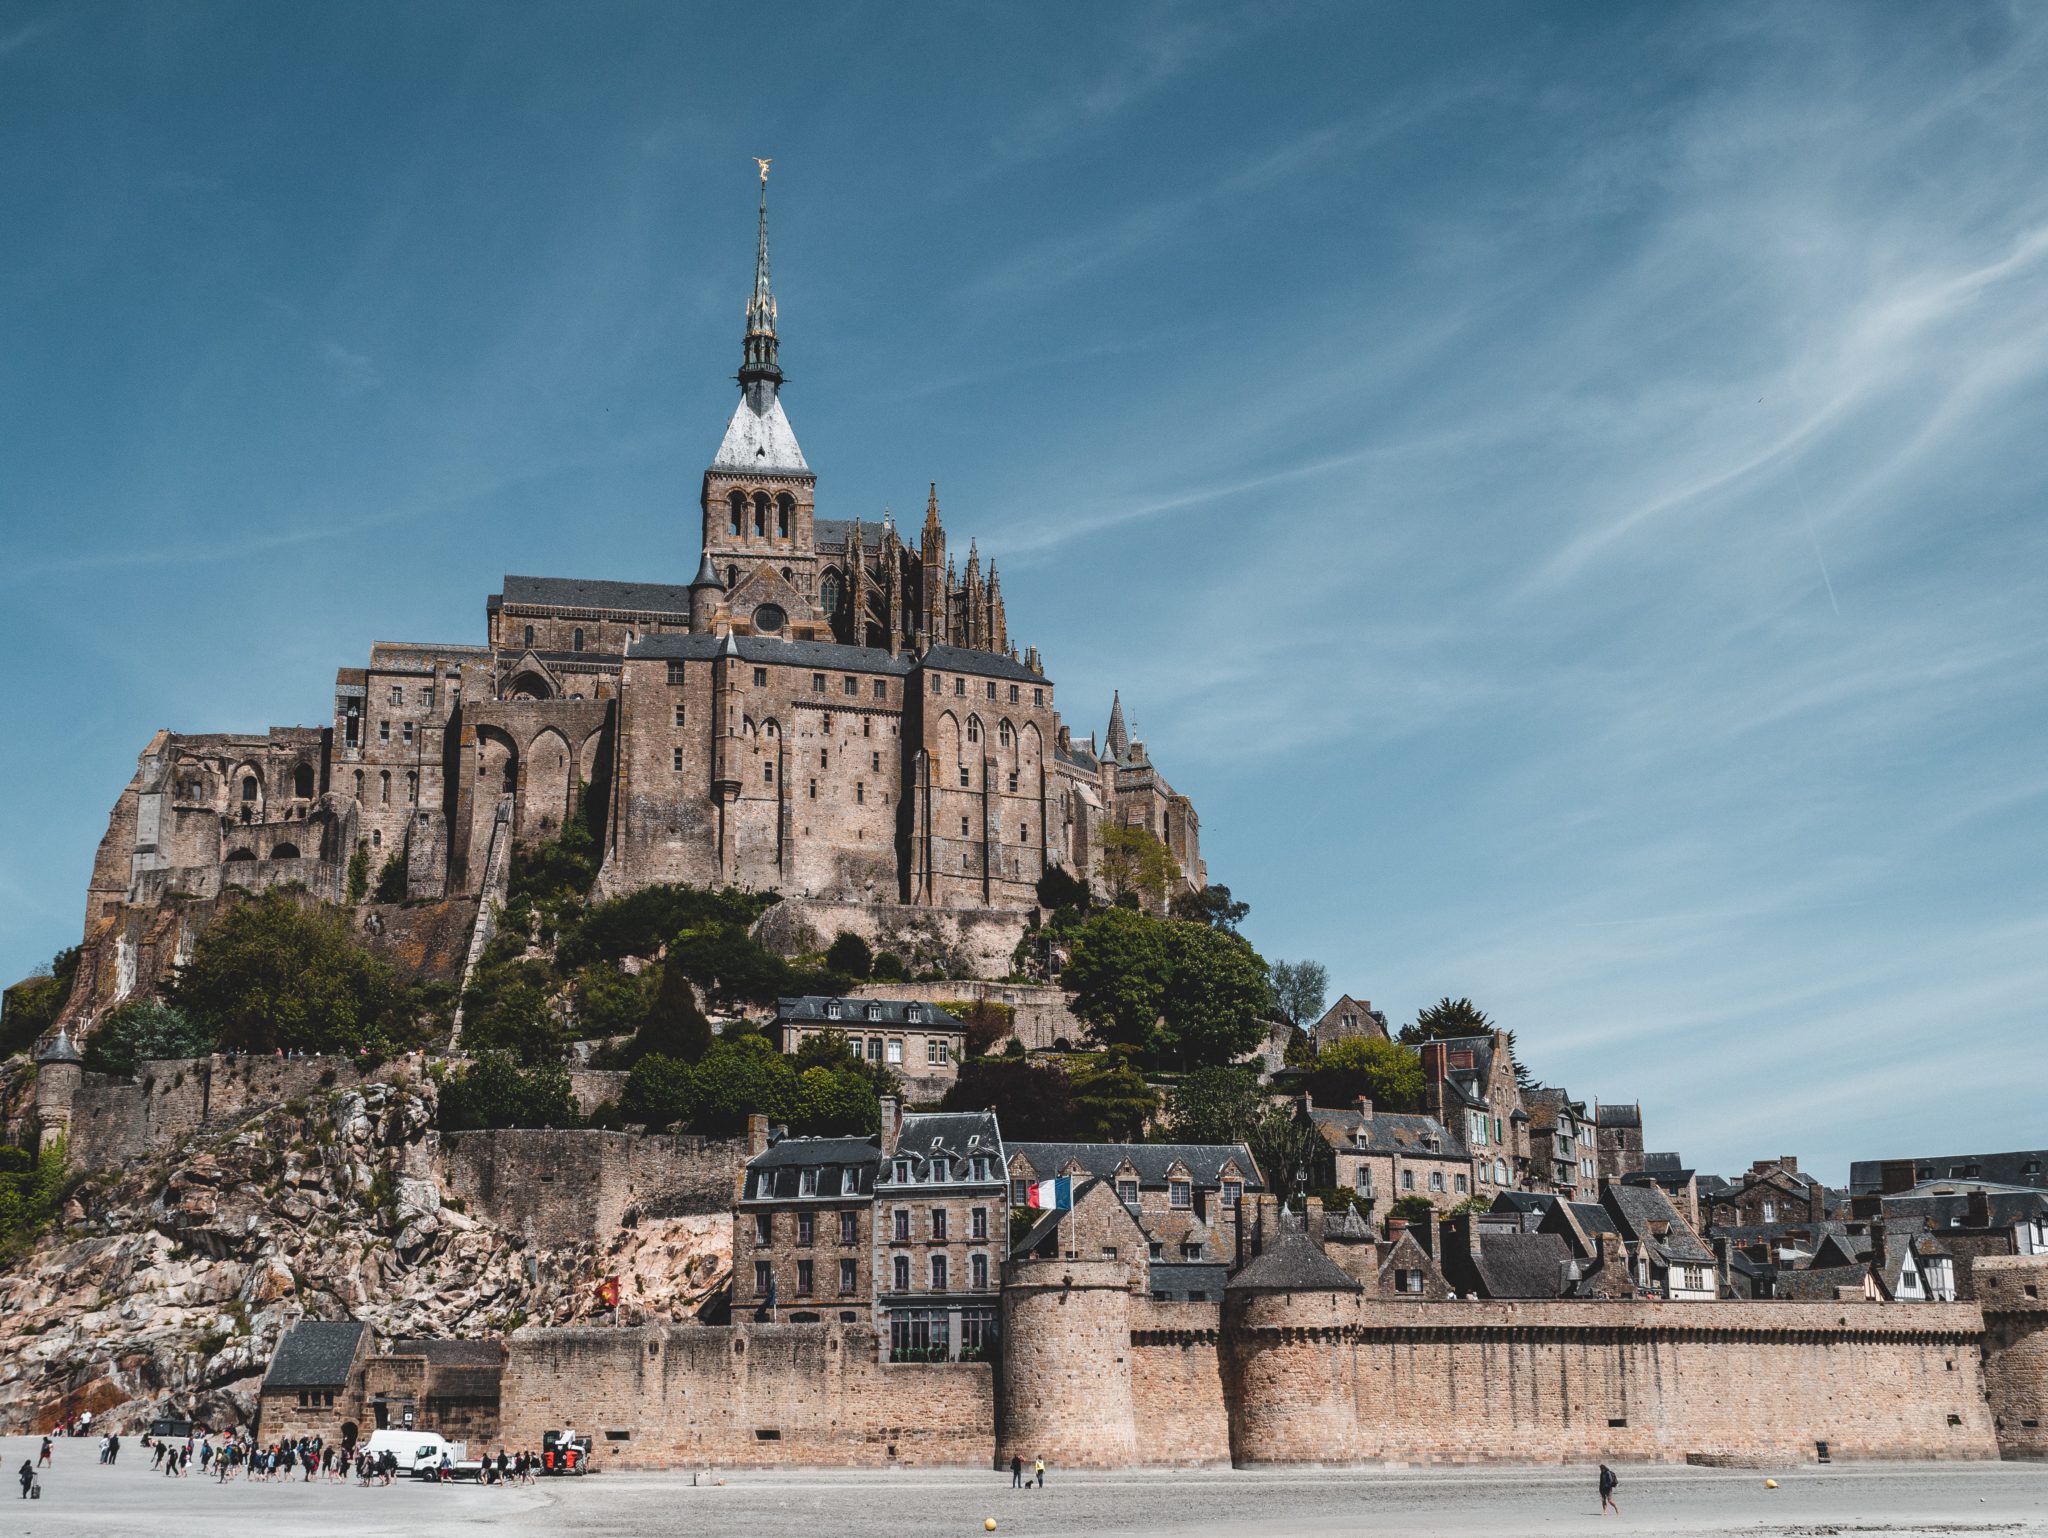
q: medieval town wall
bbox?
[1125,1297,1230,1466]
[996,1258,1138,1468]
[438,1129,746,1247]
[498,1322,991,1467]
[1977,1255,2048,1459]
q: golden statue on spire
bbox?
[752,157,772,184]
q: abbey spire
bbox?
[739,158,781,390]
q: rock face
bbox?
[0,1078,729,1434]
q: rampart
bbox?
[498,1322,992,1467]
[1978,1254,2048,1459]
[439,1129,746,1246]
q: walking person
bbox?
[107,1434,120,1466]
[17,1459,33,1500]
[1034,1456,1045,1488]
[38,1437,53,1468]
[1599,1463,1620,1516]
[1010,1453,1023,1488]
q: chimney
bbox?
[1965,1189,1991,1229]
[1355,1095,1374,1120]
[1303,1194,1325,1246]
[1420,1041,1448,1087]
[746,1113,770,1158]
[879,1096,901,1156]
[1780,1155,1799,1176]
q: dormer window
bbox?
[866,1003,881,1021]
[909,1005,924,1024]
[893,1160,910,1183]
[1221,1179,1242,1209]
[826,1002,842,1020]
[799,1169,817,1197]
[932,1158,951,1182]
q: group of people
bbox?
[1007,1455,1046,1488]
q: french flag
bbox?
[1023,1177,1073,1210]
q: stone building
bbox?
[1709,1156,1828,1228]
[257,1320,371,1445]
[733,1129,880,1324]
[770,995,965,1098]
[1593,1102,1645,1181]
[874,1106,1006,1360]
[1299,1098,1476,1220]
[1005,1140,1261,1265]
[1309,994,1388,1055]
[66,170,1206,1033]
[1522,1086,1598,1202]
[1422,1033,1530,1199]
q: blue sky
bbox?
[4,4,2044,1181]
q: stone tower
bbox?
[998,1255,1138,1468]
[34,1027,84,1157]
[697,163,823,635]
[1978,1254,2048,1460]
[1221,1227,1363,1464]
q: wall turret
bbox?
[1222,1229,1362,1464]
[998,1255,1138,1468]
[34,1028,84,1157]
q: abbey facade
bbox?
[80,176,1202,961]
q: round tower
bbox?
[998,1255,1137,1469]
[1222,1230,1363,1465]
[34,1027,84,1158]
[688,550,726,633]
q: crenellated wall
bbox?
[499,1322,991,1467]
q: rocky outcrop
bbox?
[0,1078,729,1434]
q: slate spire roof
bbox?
[739,160,781,389]
[37,1027,82,1066]
[1105,690,1129,759]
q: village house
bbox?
[1005,1139,1262,1263]
[1708,1156,1829,1227]
[1421,1033,1529,1196]
[732,1124,881,1323]
[874,1105,1006,1361]
[771,995,966,1096]
[1299,1098,1475,1219]
[1593,1102,1645,1181]
[1309,993,1388,1054]
[1522,1086,1598,1202]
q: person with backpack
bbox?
[1599,1463,1620,1516]
[18,1460,35,1500]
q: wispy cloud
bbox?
[0,19,56,60]
[319,338,382,395]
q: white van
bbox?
[362,1428,465,1472]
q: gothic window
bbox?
[572,627,584,653]
[727,565,738,588]
[776,494,793,538]
[379,771,390,805]
[998,721,1013,748]
[753,492,769,537]
[407,771,418,804]
[967,717,981,744]
[729,490,745,537]
[820,569,844,620]
[524,624,535,646]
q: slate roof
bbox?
[1008,1141,1263,1190]
[1323,1206,1376,1241]
[1471,1232,1574,1299]
[628,631,915,674]
[742,1134,881,1202]
[1881,1190,2048,1230]
[1567,1200,1622,1237]
[499,574,695,616]
[1595,1104,1642,1129]
[922,644,1045,684]
[1772,1265,1870,1300]
[1306,1108,1471,1161]
[36,1028,82,1066]
[1227,1231,1363,1293]
[1149,1261,1229,1297]
[711,387,810,474]
[1850,1150,2048,1196]
[776,997,962,1029]
[1605,1182,1713,1264]
[880,1111,1004,1185]
[1644,1151,1685,1172]
[263,1320,368,1390]
[814,519,889,553]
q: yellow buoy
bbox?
[1764,1479,1779,1489]
[986,1521,999,1531]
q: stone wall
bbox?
[1125,1298,1230,1466]
[498,1322,992,1467]
[439,1129,746,1247]
[1978,1254,2048,1459]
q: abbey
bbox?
[79,174,1202,961]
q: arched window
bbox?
[998,721,1013,748]
[572,627,584,653]
[727,565,739,588]
[240,775,259,802]
[523,624,535,647]
[407,771,419,804]
[967,717,981,744]
[293,763,315,799]
[354,771,364,801]
[820,569,844,620]
[728,490,745,537]
[272,843,300,861]
[371,828,381,848]
[753,492,769,537]
[379,771,391,805]
[776,493,793,538]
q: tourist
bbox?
[37,1437,52,1468]
[107,1434,120,1465]
[1010,1453,1022,1488]
[96,1434,109,1465]
[1599,1464,1620,1516]
[1034,1456,1045,1488]
[17,1459,33,1500]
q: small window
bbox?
[1169,1179,1192,1210]
[1455,1175,1468,1193]
[753,1213,771,1244]
[388,685,403,705]
[893,1160,910,1183]
[960,767,970,787]
[986,681,997,700]
[955,678,965,696]
[753,667,767,686]
[1402,1170,1415,1191]
[764,763,774,784]
[1118,1179,1139,1207]
[931,1207,949,1240]
[379,719,390,742]
[960,816,970,835]
[856,781,865,804]
[843,676,858,696]
[667,661,685,684]
[1221,1179,1241,1209]
[887,1039,903,1064]
[840,1211,858,1244]
[1008,684,1019,703]
[1034,688,1044,706]
[873,680,886,700]
[839,1257,857,1292]
[525,625,536,647]
[932,1159,951,1184]
[754,1261,772,1296]
[1008,773,1018,792]
[930,1254,948,1290]
[1012,1178,1030,1205]
[672,747,684,772]
[892,1255,910,1291]
[573,627,585,652]
[796,1258,814,1294]
[971,1253,989,1289]
[971,1206,988,1238]
[812,673,826,693]
[931,675,943,695]
[401,721,414,745]
[798,1173,817,1202]
[893,1208,910,1240]
[673,702,686,727]
[809,778,817,799]
[1430,1170,1445,1192]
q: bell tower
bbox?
[697,160,823,639]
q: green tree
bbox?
[1163,1066,1266,1145]
[1069,1057,1156,1141]
[687,1035,802,1135]
[438,1051,580,1131]
[620,1052,696,1129]
[372,852,409,904]
[793,1064,880,1135]
[1270,959,1329,1028]
[170,891,425,1056]
[1305,1035,1426,1113]
[1034,866,1093,914]
[940,1058,1077,1139]
[1063,908,1169,1050]
[668,921,792,1008]
[1155,922,1273,1070]
[1170,883,1249,932]
[1097,824,1179,908]
[507,783,602,911]
[824,931,873,979]
[1397,997,1494,1044]
[572,963,656,1039]
[345,841,370,904]
[1390,1194,1437,1227]
[1246,1103,1326,1203]
[459,959,566,1064]
[628,962,714,1063]
[0,1141,71,1262]
[555,883,778,970]
[870,951,909,983]
[1,946,81,1057]
[80,998,216,1077]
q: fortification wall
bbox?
[499,1323,991,1467]
[1333,1299,1996,1466]
[997,1259,1138,1468]
[65,1054,408,1169]
[1978,1254,2048,1460]
[439,1129,746,1247]
[1126,1298,1229,1466]
[755,898,1028,982]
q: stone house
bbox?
[1624,1153,1704,1230]
[1873,1188,2048,1298]
[1005,1140,1261,1263]
[1438,1214,1577,1299]
[257,1320,370,1444]
[1309,994,1388,1055]
[1320,1208,1452,1298]
[1421,1034,1529,1197]
[1301,1098,1476,1220]
[1593,1102,1644,1181]
[875,1106,1007,1361]
[1709,1156,1827,1227]
[1522,1087,1597,1202]
[732,1129,881,1323]
[771,995,965,1096]
[361,1339,504,1445]
[1603,1182,1717,1300]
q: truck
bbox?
[540,1428,594,1474]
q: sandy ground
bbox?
[3,1438,2045,1538]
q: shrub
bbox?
[80,999,216,1077]
[1,946,81,1057]
[437,1052,580,1131]
[824,932,873,980]
[372,852,408,904]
